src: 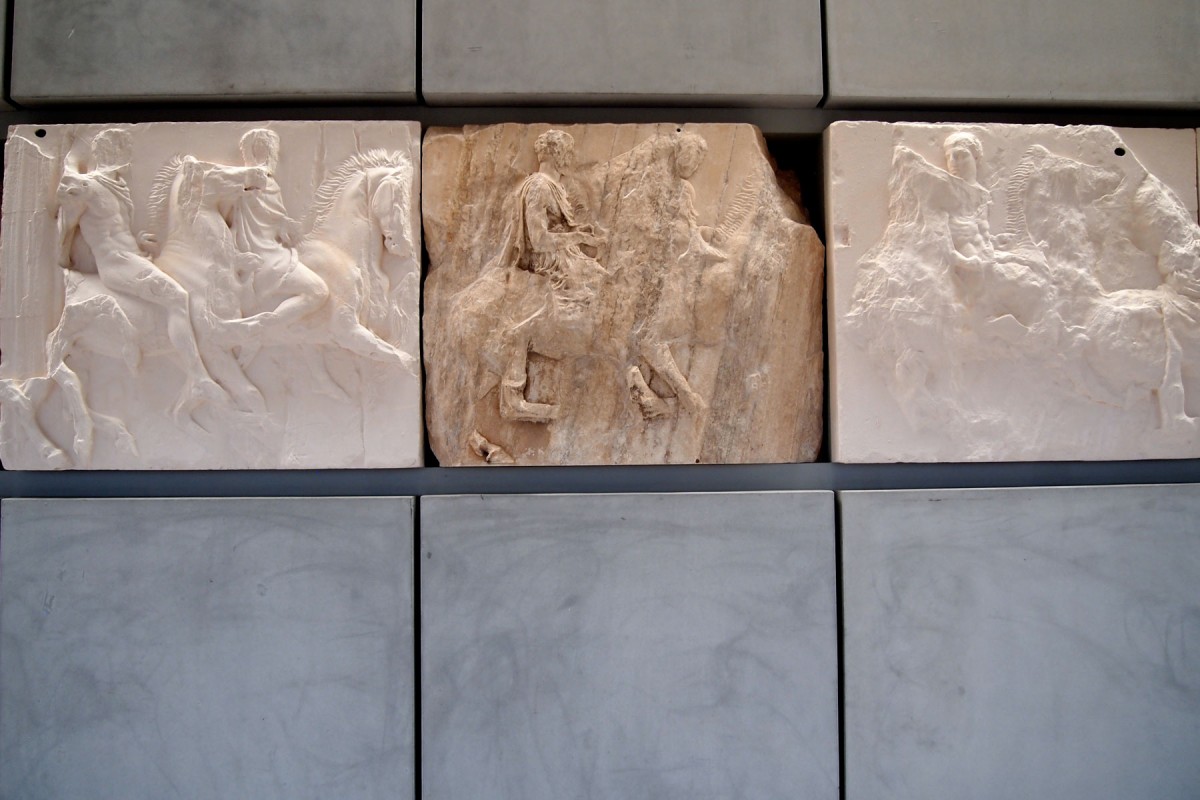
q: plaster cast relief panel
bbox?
[423,124,824,466]
[0,122,422,469]
[827,122,1200,462]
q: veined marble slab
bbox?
[842,485,1200,800]
[422,0,822,105]
[825,0,1200,107]
[0,121,422,469]
[421,492,839,799]
[10,0,415,103]
[0,12,10,111]
[827,121,1200,462]
[0,497,415,800]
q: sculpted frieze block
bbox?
[423,123,824,465]
[827,122,1200,462]
[0,121,422,469]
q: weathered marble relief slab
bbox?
[422,0,821,105]
[421,492,839,800]
[841,485,1200,800]
[10,0,415,103]
[0,497,415,800]
[825,0,1200,108]
[424,124,824,465]
[0,121,422,469]
[827,122,1200,462]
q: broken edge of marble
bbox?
[0,120,423,469]
[423,122,824,466]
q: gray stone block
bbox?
[10,0,416,103]
[422,0,823,106]
[421,491,839,800]
[0,497,415,800]
[842,485,1200,800]
[826,0,1200,107]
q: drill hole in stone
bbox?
[34,129,46,138]
[1115,147,1126,156]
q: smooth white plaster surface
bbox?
[0,121,422,469]
[10,0,415,102]
[422,0,822,105]
[421,492,839,799]
[825,0,1200,107]
[842,485,1200,800]
[827,121,1200,462]
[0,497,415,800]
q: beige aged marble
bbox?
[0,122,422,469]
[828,122,1200,462]
[423,124,824,466]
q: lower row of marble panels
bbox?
[2,487,1198,799]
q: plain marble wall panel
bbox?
[842,485,1200,800]
[825,0,1200,107]
[422,0,822,105]
[9,0,415,103]
[421,492,839,799]
[0,11,10,111]
[0,497,415,800]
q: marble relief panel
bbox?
[0,121,422,469]
[828,122,1200,462]
[423,124,825,466]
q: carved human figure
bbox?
[216,128,331,335]
[626,131,724,419]
[55,128,226,414]
[494,129,608,423]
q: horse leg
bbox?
[626,363,672,419]
[53,359,139,461]
[194,331,267,415]
[159,293,231,419]
[1156,320,1195,430]
[498,335,559,423]
[48,361,97,467]
[640,339,706,416]
[0,378,70,468]
[302,347,351,401]
[328,304,418,371]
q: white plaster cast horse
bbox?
[288,149,419,368]
[144,155,269,414]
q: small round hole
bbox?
[1114,147,1126,156]
[676,127,683,133]
[34,129,46,138]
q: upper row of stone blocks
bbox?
[5,0,1198,107]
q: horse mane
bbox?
[144,154,186,242]
[306,149,410,233]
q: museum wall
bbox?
[1,0,1198,797]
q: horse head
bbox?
[368,166,415,262]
